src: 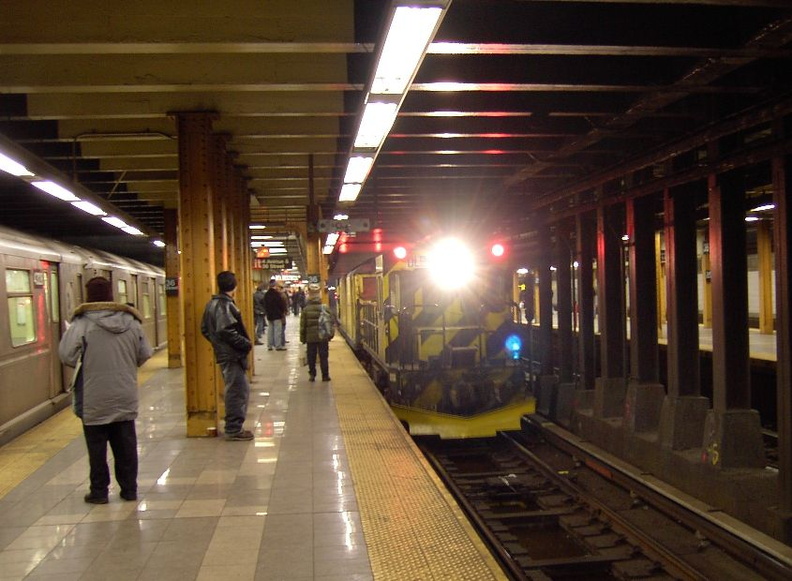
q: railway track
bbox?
[417,419,792,580]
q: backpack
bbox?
[317,305,335,341]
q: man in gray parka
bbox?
[59,276,153,504]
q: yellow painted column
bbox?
[164,208,182,368]
[757,220,774,334]
[176,111,219,437]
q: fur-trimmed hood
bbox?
[71,302,143,325]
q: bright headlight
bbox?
[427,237,475,289]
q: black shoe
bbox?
[225,429,255,441]
[84,492,108,504]
[309,376,315,382]
[322,376,331,382]
[120,491,138,501]
[267,347,273,351]
[255,340,264,345]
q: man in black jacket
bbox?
[200,271,254,441]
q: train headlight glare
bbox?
[504,334,522,359]
[427,238,474,288]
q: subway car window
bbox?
[49,270,60,324]
[117,279,128,304]
[157,283,165,313]
[6,269,36,347]
[142,280,152,318]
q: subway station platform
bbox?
[0,318,506,581]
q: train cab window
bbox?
[6,269,36,347]
[117,279,128,305]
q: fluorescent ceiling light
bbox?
[152,240,166,248]
[261,241,284,247]
[371,6,444,95]
[344,156,374,184]
[251,235,274,240]
[339,183,362,202]
[354,102,398,149]
[122,226,144,236]
[102,216,129,229]
[268,248,288,255]
[71,200,107,216]
[32,180,80,202]
[249,224,266,229]
[334,213,349,220]
[322,245,335,255]
[0,153,33,177]
[750,204,775,212]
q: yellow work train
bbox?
[336,236,535,438]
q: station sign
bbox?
[253,257,292,271]
[318,218,370,233]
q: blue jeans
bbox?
[254,313,266,338]
[219,359,249,434]
[267,318,283,349]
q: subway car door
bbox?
[42,263,64,397]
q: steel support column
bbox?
[626,194,659,382]
[703,171,764,468]
[594,203,627,418]
[576,212,597,391]
[659,184,708,449]
[555,222,574,384]
[176,111,219,437]
[624,194,664,433]
[164,208,182,369]
[772,152,792,541]
[537,226,554,377]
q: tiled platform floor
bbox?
[0,316,505,581]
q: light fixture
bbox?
[32,180,80,202]
[343,156,375,183]
[268,248,288,255]
[102,216,129,229]
[370,5,446,96]
[750,203,775,212]
[354,102,399,149]
[251,235,274,240]
[152,240,166,248]
[0,153,33,177]
[122,226,144,236]
[333,213,349,220]
[71,200,107,216]
[339,183,362,203]
[249,224,267,230]
[336,1,449,211]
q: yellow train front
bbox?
[337,236,535,439]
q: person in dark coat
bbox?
[263,279,286,350]
[299,284,331,382]
[59,276,153,504]
[201,271,255,441]
[253,281,267,344]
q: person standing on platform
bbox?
[300,284,332,382]
[264,279,287,350]
[59,276,153,504]
[201,271,255,441]
[253,281,267,345]
[279,284,290,345]
[292,286,306,316]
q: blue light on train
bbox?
[504,334,522,359]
